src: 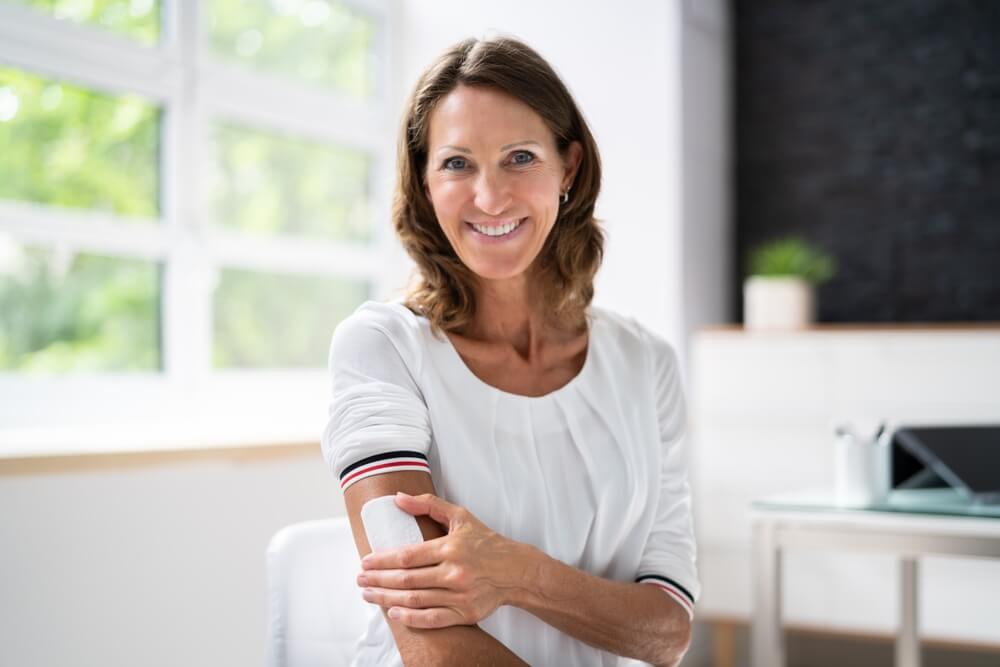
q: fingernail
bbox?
[356,574,368,586]
[388,607,401,619]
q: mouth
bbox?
[465,217,528,239]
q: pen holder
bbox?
[834,434,890,508]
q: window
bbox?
[7,0,161,44]
[207,0,377,97]
[0,0,393,449]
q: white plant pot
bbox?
[743,276,815,330]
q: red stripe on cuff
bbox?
[340,459,431,488]
[643,581,694,617]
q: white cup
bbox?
[834,434,890,508]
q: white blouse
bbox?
[321,300,700,666]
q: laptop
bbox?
[892,425,1000,504]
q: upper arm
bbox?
[635,330,700,621]
[322,306,521,663]
[342,470,455,662]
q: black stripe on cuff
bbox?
[340,450,429,480]
[635,574,695,605]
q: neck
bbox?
[467,273,550,359]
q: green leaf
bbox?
[747,238,836,284]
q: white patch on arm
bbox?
[361,495,424,552]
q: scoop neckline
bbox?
[429,309,597,402]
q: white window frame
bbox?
[0,0,397,456]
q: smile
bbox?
[466,218,526,238]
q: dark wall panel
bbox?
[735,0,1000,322]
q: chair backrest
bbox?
[266,517,372,667]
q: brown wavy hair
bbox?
[393,36,603,336]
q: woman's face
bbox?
[424,85,581,283]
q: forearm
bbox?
[510,545,692,667]
[393,623,528,666]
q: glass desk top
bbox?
[752,488,1000,519]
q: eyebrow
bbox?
[435,139,542,155]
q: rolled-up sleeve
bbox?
[320,305,433,493]
[635,333,700,621]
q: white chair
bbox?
[267,517,372,667]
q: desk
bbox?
[750,489,1000,667]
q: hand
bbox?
[357,492,534,629]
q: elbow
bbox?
[653,619,692,667]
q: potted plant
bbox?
[744,238,836,330]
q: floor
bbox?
[685,622,1000,667]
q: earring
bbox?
[561,190,569,204]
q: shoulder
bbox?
[329,300,426,375]
[589,305,679,371]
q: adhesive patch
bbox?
[360,495,424,552]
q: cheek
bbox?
[426,186,467,249]
[521,180,559,223]
[520,174,561,205]
[428,182,467,219]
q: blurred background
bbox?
[0,1,997,666]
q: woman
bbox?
[321,36,699,666]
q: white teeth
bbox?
[471,219,522,237]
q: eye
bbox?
[510,150,536,165]
[442,156,468,171]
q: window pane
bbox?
[213,268,368,369]
[0,236,161,373]
[208,0,377,98]
[0,66,161,218]
[6,0,161,44]
[209,122,371,242]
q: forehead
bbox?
[427,85,554,151]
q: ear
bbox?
[561,140,583,192]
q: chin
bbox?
[467,260,531,282]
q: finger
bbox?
[362,586,458,611]
[394,492,464,527]
[361,537,448,571]
[387,605,467,629]
[358,565,447,590]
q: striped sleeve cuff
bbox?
[339,450,431,491]
[636,574,695,621]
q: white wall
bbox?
[680,0,733,360]
[0,449,342,667]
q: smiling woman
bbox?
[423,85,581,286]
[394,38,603,339]
[321,36,698,667]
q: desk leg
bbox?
[711,621,737,667]
[752,519,784,667]
[897,557,920,667]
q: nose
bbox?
[473,169,512,216]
